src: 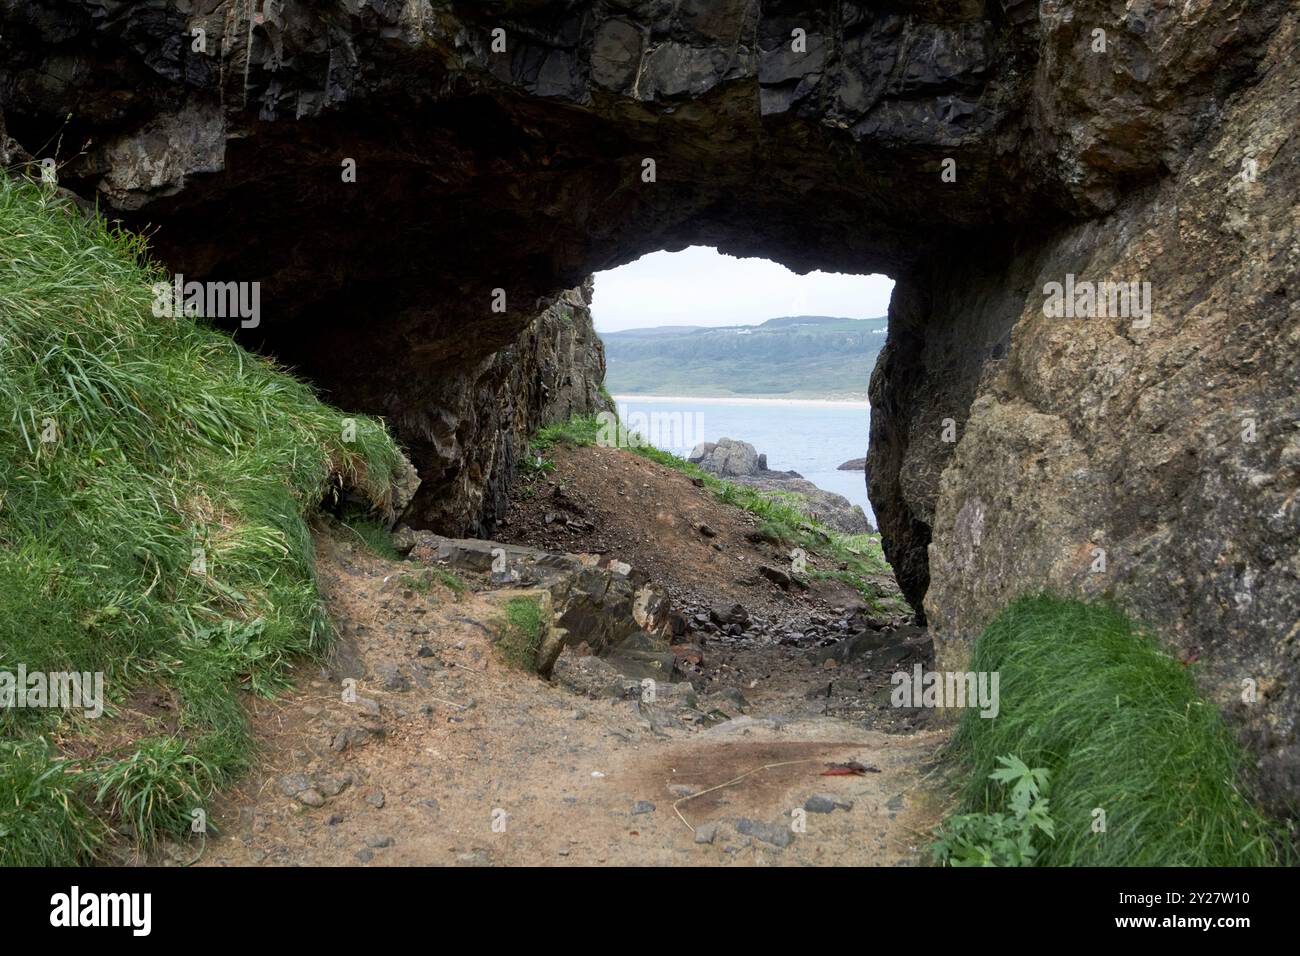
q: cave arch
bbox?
[2,0,1297,804]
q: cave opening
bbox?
[590,245,893,532]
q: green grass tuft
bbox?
[0,739,104,867]
[531,414,602,452]
[492,597,546,672]
[431,567,467,600]
[337,515,401,561]
[945,595,1292,866]
[91,736,222,848]
[0,174,403,862]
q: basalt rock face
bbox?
[398,281,609,536]
[923,15,1300,807]
[2,2,1297,802]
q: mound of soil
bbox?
[499,444,901,630]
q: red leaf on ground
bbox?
[821,761,880,776]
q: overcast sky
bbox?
[590,246,894,333]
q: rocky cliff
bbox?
[2,0,1295,805]
[398,280,610,535]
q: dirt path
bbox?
[190,529,948,867]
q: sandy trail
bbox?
[191,532,946,867]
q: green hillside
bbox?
[0,175,402,863]
[601,315,887,400]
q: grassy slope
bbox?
[528,415,905,614]
[0,176,403,864]
[946,595,1292,866]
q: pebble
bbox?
[278,773,311,797]
[735,817,793,848]
[313,772,352,797]
[631,800,656,815]
[378,664,410,691]
[805,793,854,814]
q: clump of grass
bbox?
[0,174,403,861]
[91,736,221,848]
[492,596,546,671]
[400,566,467,600]
[399,571,434,594]
[530,414,602,452]
[946,594,1292,866]
[338,515,401,560]
[0,739,103,867]
[431,567,468,601]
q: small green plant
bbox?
[518,453,556,482]
[431,567,467,601]
[933,755,1054,867]
[399,571,434,594]
[492,596,545,671]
